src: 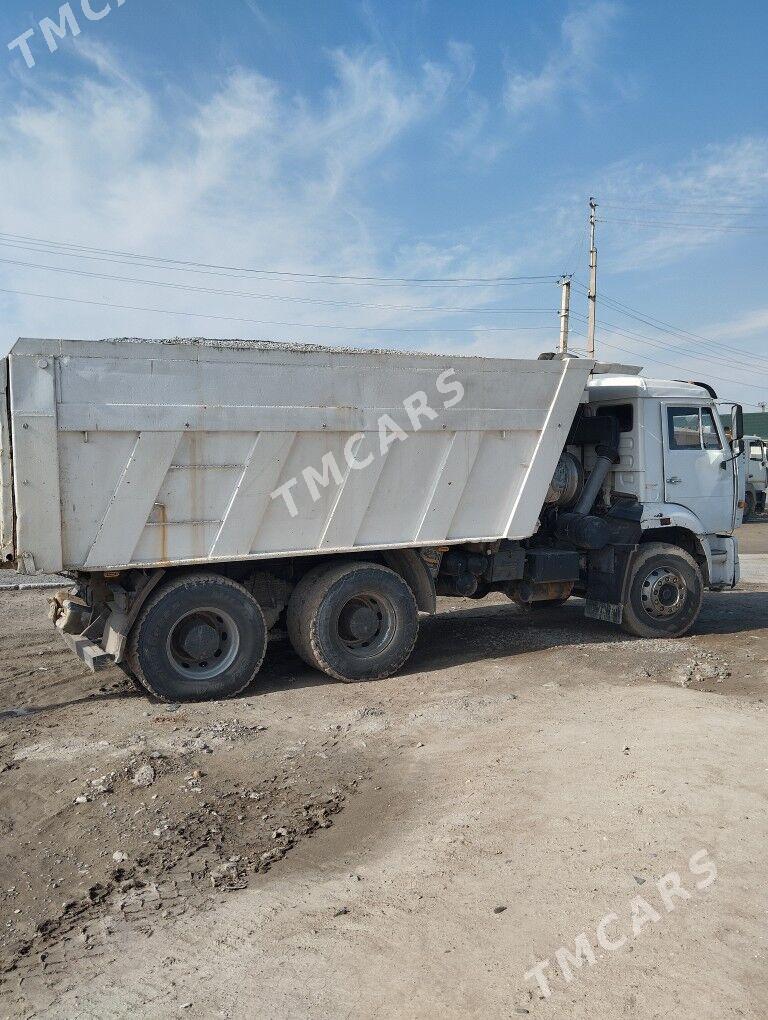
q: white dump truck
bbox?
[742,435,768,520]
[0,338,745,701]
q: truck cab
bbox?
[741,435,767,519]
[584,375,741,591]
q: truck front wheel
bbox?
[127,573,267,701]
[287,561,419,682]
[621,543,703,639]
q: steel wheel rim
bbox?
[639,565,687,620]
[331,590,397,659]
[166,606,240,680]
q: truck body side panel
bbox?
[8,339,594,573]
[9,351,63,572]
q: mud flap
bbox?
[584,544,636,625]
[584,599,623,624]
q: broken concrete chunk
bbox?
[132,764,156,788]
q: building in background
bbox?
[721,412,768,440]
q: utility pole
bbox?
[587,197,598,359]
[558,275,571,354]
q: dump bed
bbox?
[4,338,594,573]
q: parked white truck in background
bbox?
[742,435,768,520]
[0,338,745,701]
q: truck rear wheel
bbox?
[621,543,703,639]
[287,561,419,682]
[127,573,267,702]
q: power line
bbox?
[571,279,768,367]
[0,232,558,287]
[570,310,768,378]
[568,328,768,396]
[0,238,554,292]
[597,217,768,232]
[598,200,768,217]
[595,291,768,368]
[0,286,557,334]
[570,309,768,375]
[0,238,554,290]
[570,315,768,391]
[0,255,556,317]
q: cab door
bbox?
[662,404,732,533]
[750,439,768,488]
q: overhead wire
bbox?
[569,310,768,375]
[570,310,768,381]
[0,232,558,288]
[571,279,768,368]
[569,316,768,391]
[0,286,558,335]
[598,200,768,217]
[0,255,557,316]
[0,237,553,289]
[567,328,768,395]
[597,217,768,232]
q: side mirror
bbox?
[732,404,744,441]
[721,435,744,467]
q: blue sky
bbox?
[0,0,766,404]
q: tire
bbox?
[744,491,755,521]
[127,573,267,702]
[621,543,703,639]
[116,661,146,694]
[286,561,419,682]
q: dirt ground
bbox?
[1,529,768,1018]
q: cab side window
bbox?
[701,409,722,450]
[668,407,701,449]
[597,403,633,433]
[667,406,723,451]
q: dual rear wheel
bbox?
[287,561,419,682]
[127,562,420,701]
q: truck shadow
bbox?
[9,590,765,715]
[259,588,768,688]
[406,589,768,674]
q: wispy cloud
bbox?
[240,0,280,38]
[592,136,768,269]
[707,307,768,341]
[503,1,623,117]
[0,43,560,357]
[5,27,758,369]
